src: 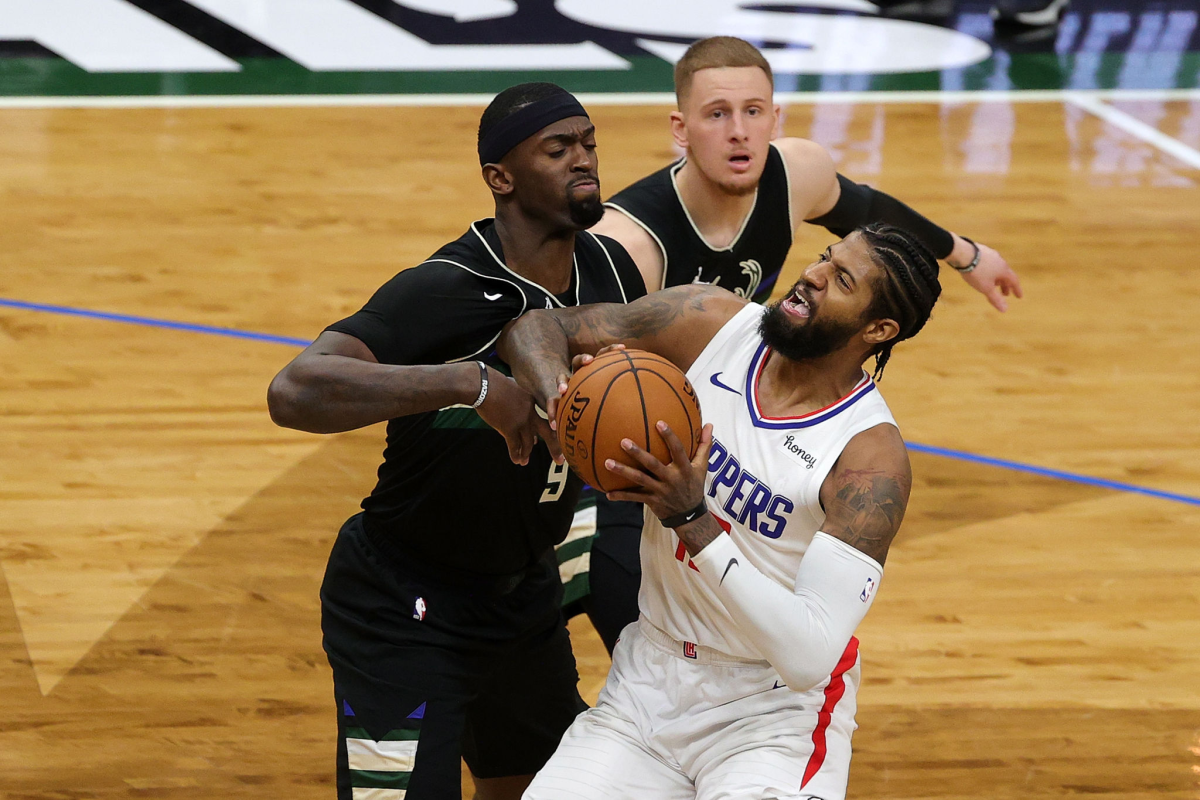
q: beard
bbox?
[715,175,758,198]
[758,301,860,362]
[568,192,605,228]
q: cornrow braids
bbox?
[859,223,942,380]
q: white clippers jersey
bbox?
[639,303,899,659]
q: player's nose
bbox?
[801,263,828,292]
[729,111,748,141]
[569,142,596,172]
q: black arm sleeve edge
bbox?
[807,174,955,260]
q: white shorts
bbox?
[526,618,861,800]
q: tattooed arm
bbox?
[818,423,912,566]
[497,284,745,416]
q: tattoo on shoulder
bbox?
[825,467,910,565]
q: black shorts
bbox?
[579,495,644,652]
[321,514,586,800]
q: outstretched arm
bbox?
[268,332,470,434]
[606,420,910,691]
[775,137,1023,312]
[497,284,745,421]
[267,331,555,465]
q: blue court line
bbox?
[907,442,1200,507]
[4,296,1198,507]
[0,298,313,347]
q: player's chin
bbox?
[567,194,605,229]
[716,172,759,197]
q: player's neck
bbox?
[493,213,577,295]
[675,159,757,249]
[756,349,867,417]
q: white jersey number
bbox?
[540,461,570,503]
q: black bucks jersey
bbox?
[604,142,793,304]
[326,219,646,576]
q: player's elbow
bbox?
[266,371,299,429]
[777,661,837,694]
[771,635,848,694]
[267,368,317,431]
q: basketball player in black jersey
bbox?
[573,37,1024,654]
[597,36,1023,308]
[267,84,645,800]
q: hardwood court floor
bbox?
[0,100,1197,799]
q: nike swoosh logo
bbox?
[720,557,738,585]
[709,373,741,395]
[772,680,785,690]
[484,292,503,301]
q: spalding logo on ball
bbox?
[556,349,703,492]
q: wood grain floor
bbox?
[0,100,1197,798]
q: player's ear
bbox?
[669,110,688,151]
[772,104,784,139]
[482,162,515,196]
[862,318,900,347]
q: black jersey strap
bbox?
[807,174,955,260]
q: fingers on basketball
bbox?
[555,349,702,493]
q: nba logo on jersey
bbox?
[413,596,427,621]
[683,641,697,659]
[860,578,875,603]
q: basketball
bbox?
[555,349,703,493]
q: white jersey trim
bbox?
[602,202,671,291]
[419,257,528,364]
[775,140,797,239]
[470,219,580,308]
[584,230,630,304]
[669,159,758,254]
[745,342,878,430]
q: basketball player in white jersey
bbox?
[499,223,940,800]
[566,36,1020,657]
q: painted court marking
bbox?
[2,88,1195,170]
[1,88,1199,110]
[1065,92,1200,171]
[3,297,1197,508]
[0,298,312,347]
[907,443,1200,507]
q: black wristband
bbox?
[950,236,981,273]
[659,501,709,529]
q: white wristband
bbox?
[471,361,489,408]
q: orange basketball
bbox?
[555,349,703,493]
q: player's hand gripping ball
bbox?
[555,349,703,493]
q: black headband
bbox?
[478,93,590,166]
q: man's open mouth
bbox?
[781,288,811,319]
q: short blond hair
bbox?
[674,37,774,106]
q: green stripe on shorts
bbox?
[350,769,412,790]
[561,571,590,606]
[344,727,421,741]
[554,535,594,565]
